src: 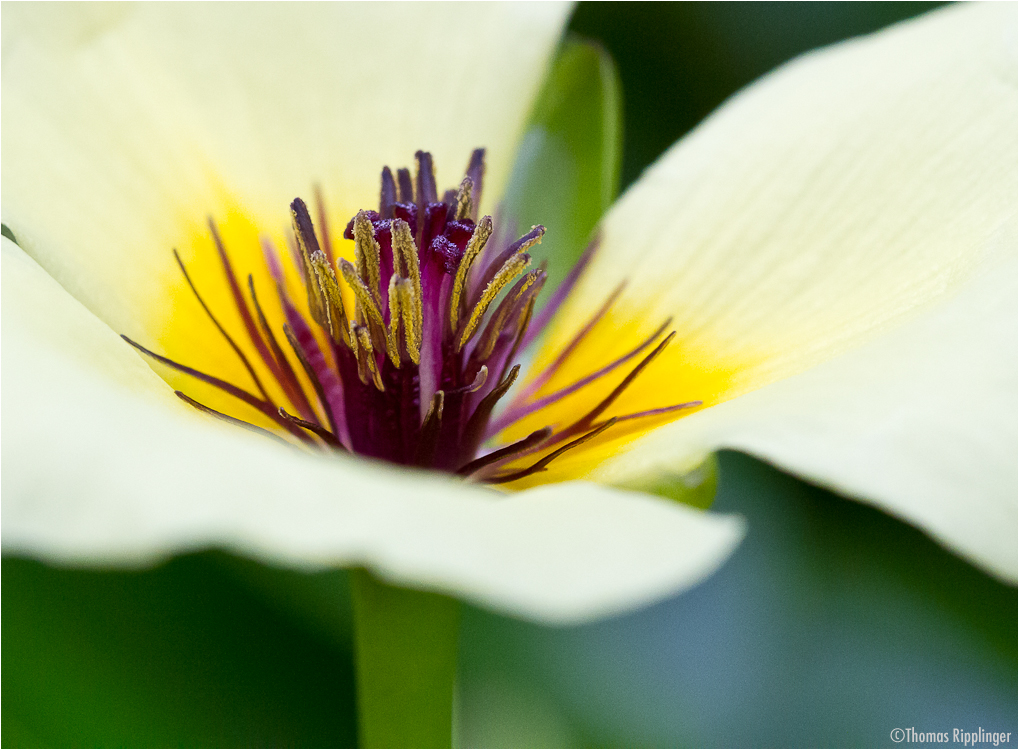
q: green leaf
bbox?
[502,35,623,292]
[1,552,359,748]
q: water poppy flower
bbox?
[3,1,1013,631]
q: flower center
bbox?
[124,150,700,484]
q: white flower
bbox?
[2,2,1014,626]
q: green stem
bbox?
[349,569,461,748]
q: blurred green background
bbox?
[5,3,1015,748]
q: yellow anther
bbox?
[338,258,389,353]
[454,177,473,221]
[310,251,350,347]
[391,219,422,308]
[514,227,545,256]
[303,268,325,326]
[385,276,402,368]
[353,211,382,308]
[390,220,423,364]
[474,269,541,360]
[353,325,385,391]
[457,252,531,351]
[295,247,324,327]
[348,321,360,358]
[449,215,493,331]
[396,278,422,364]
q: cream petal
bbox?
[1,2,570,340]
[1,238,745,625]
[572,4,1017,580]
[599,228,1017,582]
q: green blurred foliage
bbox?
[502,36,622,291]
[2,553,358,747]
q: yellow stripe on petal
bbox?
[152,199,322,431]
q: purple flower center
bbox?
[124,150,699,483]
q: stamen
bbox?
[380,168,397,219]
[395,278,422,364]
[523,233,601,350]
[208,220,285,393]
[457,251,531,351]
[338,258,391,356]
[122,335,310,442]
[278,406,346,449]
[447,366,488,396]
[172,250,274,405]
[282,322,342,440]
[396,168,414,203]
[455,427,553,477]
[464,148,485,223]
[291,198,327,326]
[471,225,544,301]
[449,215,493,331]
[309,250,350,346]
[486,418,618,485]
[391,219,423,347]
[353,211,382,308]
[285,300,352,449]
[415,150,438,205]
[260,236,287,286]
[386,276,403,367]
[124,337,259,411]
[496,296,535,386]
[176,391,295,447]
[589,401,702,428]
[555,332,677,444]
[247,274,319,424]
[353,324,385,391]
[515,282,625,404]
[460,364,520,457]
[490,318,671,436]
[453,177,473,221]
[473,269,543,362]
[414,390,445,466]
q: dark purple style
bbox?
[124,150,699,483]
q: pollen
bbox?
[125,150,702,484]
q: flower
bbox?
[2,2,1015,627]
